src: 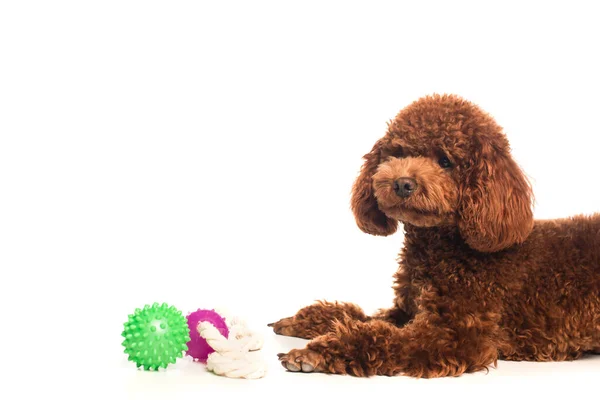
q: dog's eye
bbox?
[392,148,404,158]
[438,156,452,169]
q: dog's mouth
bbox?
[399,205,441,217]
[383,204,442,220]
[379,201,455,228]
[374,184,440,216]
[373,177,457,227]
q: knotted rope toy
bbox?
[197,312,267,379]
[121,303,266,379]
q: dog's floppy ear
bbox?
[458,144,533,252]
[351,139,398,236]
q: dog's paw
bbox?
[268,317,297,336]
[268,317,317,339]
[277,349,325,373]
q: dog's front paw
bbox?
[277,349,326,373]
[268,317,298,336]
[268,316,322,339]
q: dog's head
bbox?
[351,94,533,252]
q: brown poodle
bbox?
[269,94,600,378]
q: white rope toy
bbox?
[198,315,267,379]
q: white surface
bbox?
[1,1,600,399]
[102,333,599,399]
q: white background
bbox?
[1,1,599,399]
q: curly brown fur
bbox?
[272,94,600,378]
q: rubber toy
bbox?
[121,302,190,370]
[186,309,229,362]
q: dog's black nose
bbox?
[393,178,417,198]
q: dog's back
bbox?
[499,213,600,360]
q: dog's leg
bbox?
[277,312,499,377]
[268,301,370,339]
[371,306,412,327]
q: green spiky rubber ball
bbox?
[122,302,191,371]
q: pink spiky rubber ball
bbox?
[186,309,229,362]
